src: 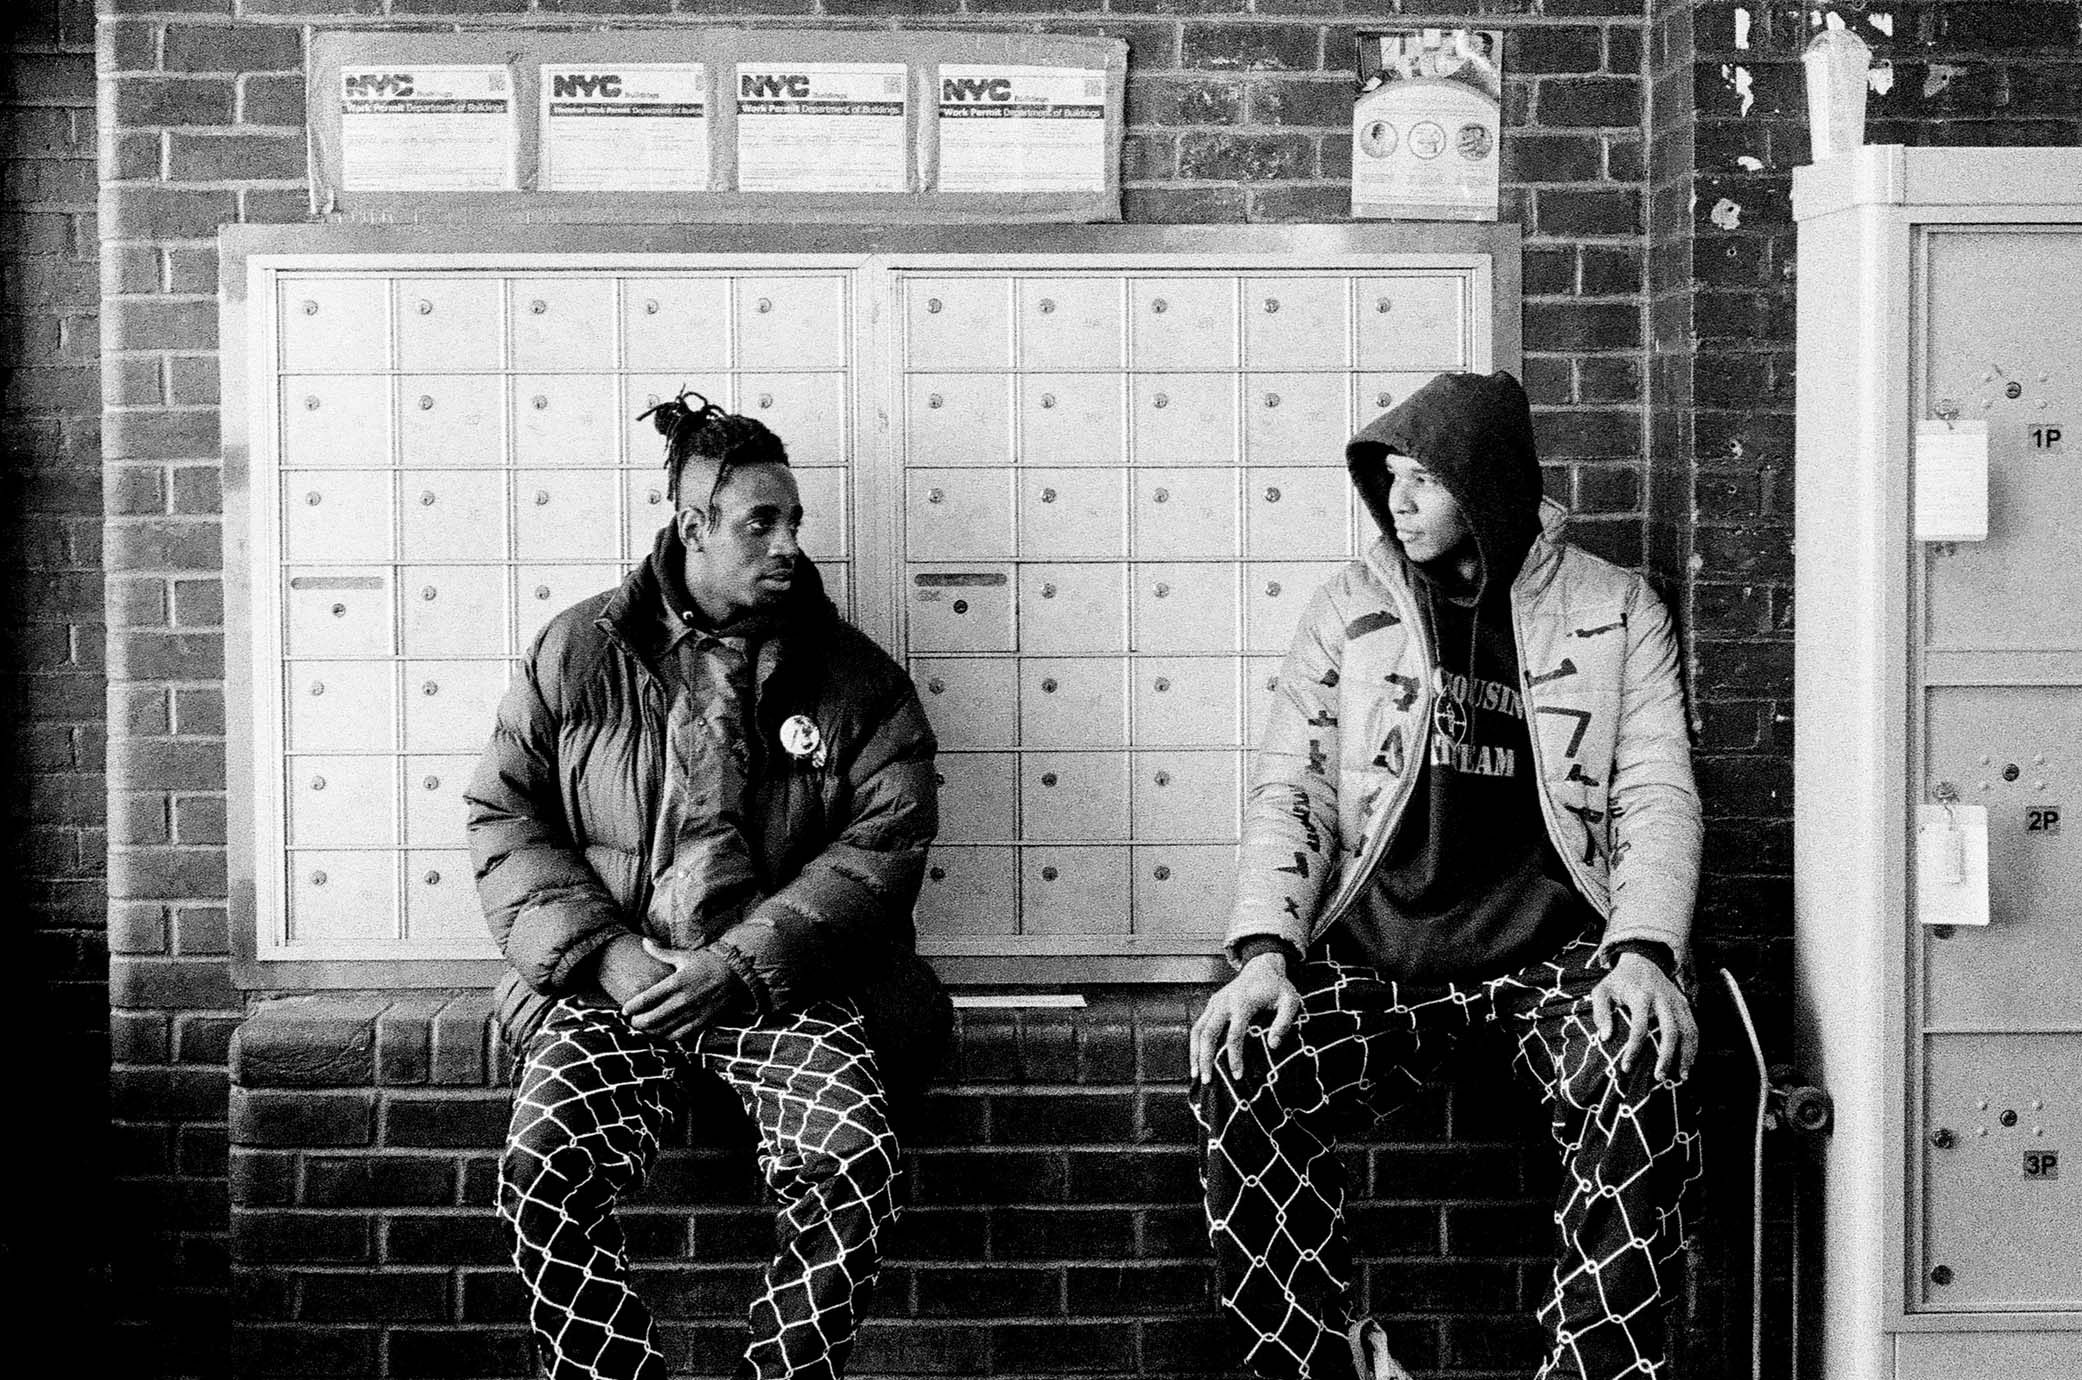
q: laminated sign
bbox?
[1351,29,1502,222]
[339,65,515,191]
[541,64,708,192]
[936,65,1106,193]
[736,62,908,193]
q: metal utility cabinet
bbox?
[1794,147,2082,1380]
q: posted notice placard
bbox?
[541,64,707,192]
[340,65,515,191]
[1351,30,1502,221]
[936,65,1106,193]
[736,62,908,193]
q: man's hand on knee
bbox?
[1190,953,1303,1084]
[1590,952,1698,1083]
[622,940,749,1043]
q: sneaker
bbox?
[1346,1318,1414,1380]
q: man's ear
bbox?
[676,506,708,552]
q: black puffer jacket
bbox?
[466,529,949,1098]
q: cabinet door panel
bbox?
[1020,468,1127,561]
[515,469,620,561]
[511,279,616,371]
[1135,469,1239,562]
[1017,278,1123,371]
[1021,751,1129,841]
[1130,374,1237,468]
[1020,657,1126,747]
[280,280,386,372]
[1018,563,1126,655]
[624,277,732,371]
[1020,374,1124,466]
[287,851,397,944]
[1132,563,1239,655]
[401,470,503,562]
[287,661,396,754]
[915,658,1018,749]
[283,476,394,565]
[1022,847,1130,935]
[1130,656,1238,746]
[907,374,1012,468]
[400,376,503,469]
[288,755,397,849]
[906,277,1010,370]
[285,573,393,659]
[1130,277,1236,370]
[396,279,502,372]
[909,470,1015,562]
[1244,277,1349,370]
[402,565,507,658]
[282,377,390,469]
[514,376,618,468]
[737,276,847,369]
[908,567,1015,654]
[916,846,1017,937]
[935,752,1017,844]
[1132,750,1240,841]
[1355,276,1468,370]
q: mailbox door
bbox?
[916,846,1017,937]
[1021,846,1131,935]
[396,278,502,372]
[510,278,616,372]
[623,277,732,371]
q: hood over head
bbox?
[1347,370,1545,598]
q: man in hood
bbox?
[469,394,948,1380]
[1188,372,1704,1380]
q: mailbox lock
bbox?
[1154,583,1171,599]
[1153,488,1168,503]
[2006,382,2024,399]
[1153,393,1170,409]
[300,300,318,316]
[1154,865,1172,880]
[1265,487,1282,503]
[423,681,439,696]
[925,297,942,314]
[1040,583,1057,599]
[421,491,436,506]
[927,678,945,694]
[1042,678,1059,693]
[424,776,440,790]
[311,776,326,791]
[1041,773,1058,787]
[418,395,434,411]
[644,299,660,315]
[1154,771,1171,787]
[1038,298,1056,314]
[2000,1110,2019,1128]
[1263,297,1280,314]
[934,771,945,786]
[2003,763,2021,782]
[535,490,551,505]
[422,586,437,601]
[929,865,946,881]
[311,870,327,885]
[928,488,945,504]
[952,599,968,614]
[1375,297,1393,314]
[756,297,773,314]
[1041,866,1059,881]
[1264,674,1280,691]
[310,681,325,696]
[1265,393,1281,408]
[331,603,347,617]
[536,586,552,601]
[425,871,442,886]
[1929,1266,1954,1287]
[928,394,943,410]
[1041,488,1058,503]
[647,490,663,506]
[416,299,433,315]
[533,395,549,411]
[306,491,322,506]
[1040,393,1057,409]
[530,299,547,315]
[1154,677,1170,693]
[1376,391,1393,408]
[1152,297,1168,314]
[1930,1127,1956,1149]
[304,395,321,411]
[759,394,774,410]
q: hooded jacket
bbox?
[466,526,950,1096]
[1224,371,1702,978]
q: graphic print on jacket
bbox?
[1343,372,1600,983]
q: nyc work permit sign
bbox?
[736,62,908,194]
[541,64,707,192]
[936,65,1106,193]
[1351,29,1502,222]
[339,65,515,191]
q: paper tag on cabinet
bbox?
[1916,803,1990,926]
[1914,420,1988,542]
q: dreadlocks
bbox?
[637,389,791,514]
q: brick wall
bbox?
[2,0,110,1345]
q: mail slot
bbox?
[908,566,1014,654]
[285,572,392,659]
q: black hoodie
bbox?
[1334,370,1598,982]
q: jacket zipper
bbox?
[1305,534,1611,947]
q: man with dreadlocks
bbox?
[468,393,948,1380]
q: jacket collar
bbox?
[1364,497,1571,603]
[597,521,835,677]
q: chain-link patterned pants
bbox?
[501,999,902,1380]
[1192,934,1701,1380]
